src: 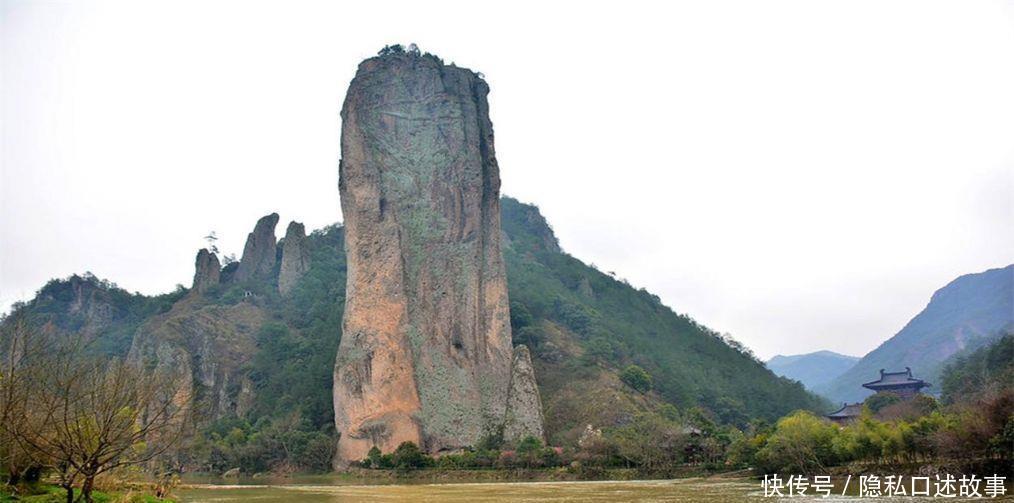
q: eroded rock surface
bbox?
[504,345,545,442]
[333,52,543,464]
[278,221,310,295]
[234,213,279,282]
[128,296,264,419]
[192,248,221,294]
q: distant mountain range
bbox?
[816,264,1013,404]
[766,351,859,391]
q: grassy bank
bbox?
[0,483,171,503]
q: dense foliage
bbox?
[620,365,653,394]
[185,224,347,473]
[730,336,1014,475]
[940,334,1013,405]
[12,273,186,357]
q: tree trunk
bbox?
[81,475,94,503]
[62,482,74,503]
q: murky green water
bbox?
[176,477,1013,502]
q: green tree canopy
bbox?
[620,365,652,394]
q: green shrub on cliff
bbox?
[620,365,653,394]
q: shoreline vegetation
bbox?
[3,328,1010,501]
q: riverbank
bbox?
[0,483,171,503]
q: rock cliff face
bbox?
[278,221,310,296]
[333,52,543,464]
[192,248,221,294]
[235,213,279,282]
[127,296,264,419]
[504,345,545,441]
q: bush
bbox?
[391,442,431,470]
[363,446,382,469]
[864,392,901,413]
[620,365,652,394]
[515,436,543,468]
[510,301,534,331]
[755,411,839,474]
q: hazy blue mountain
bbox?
[817,264,1014,404]
[766,351,859,391]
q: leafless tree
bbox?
[4,319,190,503]
[0,313,52,487]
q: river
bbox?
[178,478,763,502]
[176,477,1012,502]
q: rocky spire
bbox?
[503,345,546,442]
[278,221,310,296]
[192,248,221,294]
[234,213,279,283]
[332,51,544,465]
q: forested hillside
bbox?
[940,334,1013,405]
[3,197,826,471]
[817,265,1013,404]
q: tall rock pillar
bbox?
[333,51,542,465]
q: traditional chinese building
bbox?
[826,402,863,425]
[861,367,930,398]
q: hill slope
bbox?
[4,197,827,459]
[766,351,859,391]
[817,265,1013,404]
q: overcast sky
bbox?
[2,0,1012,359]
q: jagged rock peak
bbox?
[234,213,279,282]
[192,248,221,294]
[278,221,310,296]
[504,345,546,443]
[333,51,543,465]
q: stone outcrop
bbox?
[192,248,221,294]
[38,274,118,343]
[333,52,543,464]
[503,345,545,442]
[128,296,264,419]
[234,213,279,282]
[278,221,310,295]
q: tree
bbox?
[364,445,382,468]
[620,365,652,394]
[864,392,901,414]
[610,414,688,472]
[755,411,839,474]
[378,44,405,56]
[204,231,220,255]
[515,436,543,468]
[0,314,50,486]
[11,334,190,503]
[509,301,534,331]
[391,441,430,470]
